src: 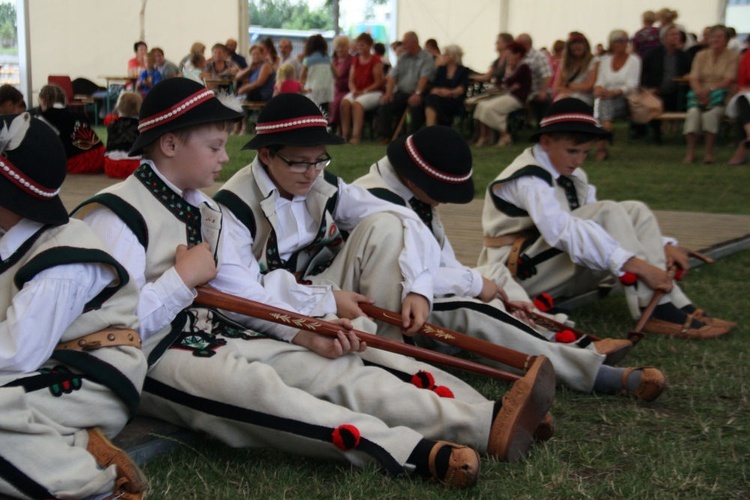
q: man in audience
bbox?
[226,38,248,69]
[152,47,180,79]
[640,25,691,143]
[516,34,552,126]
[377,31,435,142]
[278,38,303,79]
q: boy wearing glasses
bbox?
[79,79,555,488]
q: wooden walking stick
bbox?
[357,302,537,371]
[390,108,409,142]
[628,265,678,345]
[194,286,521,382]
[497,299,600,342]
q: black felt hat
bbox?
[130,78,244,155]
[530,97,612,142]
[242,93,344,150]
[387,125,474,204]
[0,112,69,225]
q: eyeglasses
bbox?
[273,151,332,173]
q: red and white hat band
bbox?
[0,157,60,199]
[540,113,600,128]
[405,135,472,184]
[255,116,328,134]
[138,89,215,132]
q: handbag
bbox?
[627,89,664,124]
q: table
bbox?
[98,76,138,114]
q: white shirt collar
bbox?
[252,155,317,202]
[375,157,415,202]
[142,158,212,207]
[0,218,45,260]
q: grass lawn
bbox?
[94,124,750,498]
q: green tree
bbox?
[0,3,16,41]
[249,0,331,30]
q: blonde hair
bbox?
[115,91,142,118]
[277,62,296,82]
[333,35,350,49]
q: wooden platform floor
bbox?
[62,174,750,267]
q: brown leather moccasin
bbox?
[619,367,666,402]
[428,441,480,488]
[487,355,556,462]
[691,309,737,330]
[86,427,149,498]
[643,317,729,340]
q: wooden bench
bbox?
[654,111,687,122]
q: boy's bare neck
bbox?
[0,206,23,231]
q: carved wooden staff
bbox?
[194,286,521,382]
[498,299,598,342]
[357,302,537,371]
[628,265,678,344]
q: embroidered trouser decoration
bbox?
[171,307,269,358]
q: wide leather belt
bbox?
[55,328,141,352]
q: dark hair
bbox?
[373,42,386,56]
[498,33,514,44]
[544,131,599,145]
[425,38,440,51]
[39,84,67,107]
[304,34,328,57]
[212,43,228,53]
[262,38,279,61]
[506,41,528,57]
[151,47,165,57]
[0,84,24,106]
[133,41,147,53]
[356,32,374,46]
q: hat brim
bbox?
[242,127,345,150]
[129,102,244,155]
[0,174,68,225]
[387,136,474,204]
[531,122,612,142]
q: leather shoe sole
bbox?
[487,356,555,462]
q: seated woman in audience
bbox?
[727,34,750,165]
[593,29,641,161]
[471,33,514,86]
[425,38,445,66]
[300,34,334,109]
[202,43,240,91]
[236,44,276,102]
[104,91,142,178]
[262,37,281,72]
[684,25,738,164]
[37,84,104,174]
[330,35,354,130]
[179,41,206,72]
[339,32,384,144]
[274,62,303,96]
[425,44,470,126]
[552,32,598,106]
[473,41,531,147]
[127,41,148,79]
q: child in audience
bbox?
[104,91,142,178]
[136,50,162,96]
[37,84,105,174]
[0,112,148,499]
[273,62,303,96]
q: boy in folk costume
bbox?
[78,79,555,488]
[354,125,665,401]
[0,113,148,499]
[479,98,736,339]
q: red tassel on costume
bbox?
[103,113,118,126]
[433,386,454,398]
[555,330,577,343]
[332,424,361,450]
[674,268,684,281]
[533,293,554,312]
[619,272,638,286]
[411,370,436,390]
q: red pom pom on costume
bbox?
[411,370,436,390]
[673,268,684,281]
[433,386,455,398]
[331,424,361,451]
[555,330,577,343]
[533,293,554,312]
[619,272,638,286]
[103,113,118,126]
